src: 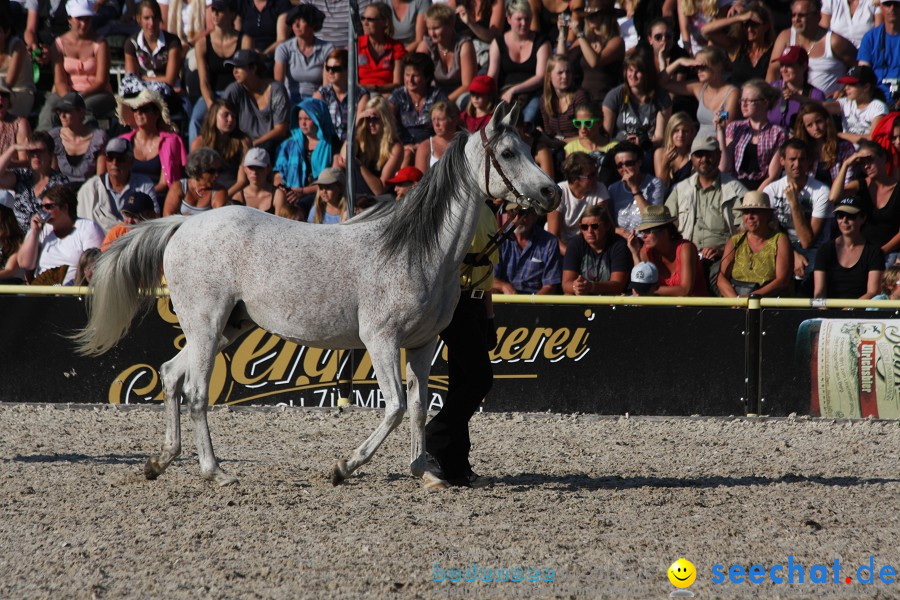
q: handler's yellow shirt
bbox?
[460,203,499,292]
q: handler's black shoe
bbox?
[447,470,491,488]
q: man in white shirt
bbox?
[763,138,832,294]
[18,184,104,285]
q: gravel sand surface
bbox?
[1,404,898,599]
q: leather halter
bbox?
[479,126,528,205]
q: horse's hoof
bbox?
[410,456,426,478]
[144,457,162,480]
[202,467,238,486]
[331,459,349,486]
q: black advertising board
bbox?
[0,296,748,415]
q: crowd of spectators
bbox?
[0,0,898,299]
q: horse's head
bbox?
[475,101,561,215]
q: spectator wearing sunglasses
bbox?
[814,195,884,298]
[115,88,187,197]
[607,141,666,236]
[18,184,104,286]
[163,148,229,216]
[358,2,406,95]
[0,132,71,233]
[562,204,632,296]
[274,5,334,106]
[76,138,159,233]
[546,152,611,255]
[313,49,370,143]
[829,141,900,268]
[564,102,613,164]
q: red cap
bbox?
[468,75,497,95]
[387,166,424,184]
[778,46,808,65]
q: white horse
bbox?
[72,102,560,486]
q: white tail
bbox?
[71,216,187,356]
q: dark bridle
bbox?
[479,126,528,204]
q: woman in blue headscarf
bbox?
[273,98,336,210]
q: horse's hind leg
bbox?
[405,340,438,478]
[181,310,253,486]
[144,348,187,480]
[332,343,406,485]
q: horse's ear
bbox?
[485,101,509,136]
[500,101,522,129]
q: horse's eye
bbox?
[501,149,514,159]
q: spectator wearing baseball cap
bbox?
[628,262,659,296]
[831,66,888,145]
[461,75,498,133]
[307,167,347,224]
[814,193,885,299]
[76,137,159,232]
[222,49,290,157]
[36,0,116,132]
[100,191,159,251]
[768,46,826,129]
[386,166,423,200]
[234,148,279,214]
[49,92,109,184]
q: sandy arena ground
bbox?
[0,403,898,600]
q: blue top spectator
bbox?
[493,205,563,295]
[857,2,900,101]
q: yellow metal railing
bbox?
[3,286,900,309]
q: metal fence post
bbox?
[745,295,762,416]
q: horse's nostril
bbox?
[540,186,556,199]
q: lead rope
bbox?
[460,208,527,291]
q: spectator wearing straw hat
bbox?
[116,88,187,196]
[627,205,709,296]
[717,191,794,298]
[386,165,422,200]
[493,204,563,295]
[222,49,290,157]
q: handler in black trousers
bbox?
[425,200,499,488]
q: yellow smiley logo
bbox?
[668,558,697,588]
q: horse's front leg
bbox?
[332,342,406,485]
[405,339,438,478]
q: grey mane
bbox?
[377,130,477,267]
[376,124,516,268]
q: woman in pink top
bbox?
[37,0,116,131]
[116,89,187,196]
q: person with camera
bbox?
[18,184,104,286]
[723,79,787,191]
